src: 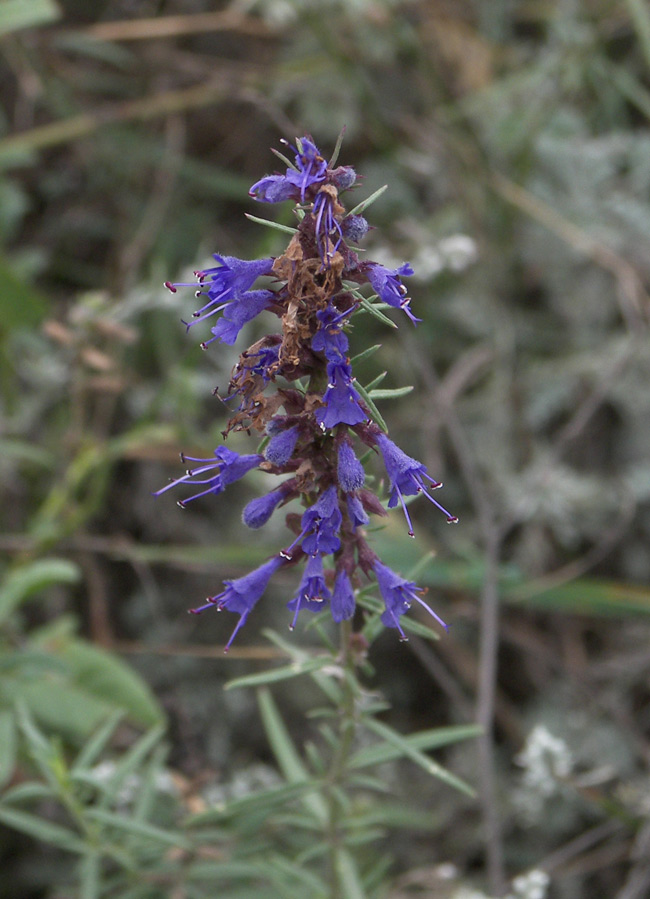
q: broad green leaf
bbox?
[15,680,116,744]
[0,0,60,38]
[58,640,164,729]
[0,558,81,625]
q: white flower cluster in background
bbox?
[448,868,550,899]
[516,724,573,798]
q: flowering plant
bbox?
[158,134,457,651]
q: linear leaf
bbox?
[0,806,86,852]
[225,656,331,691]
[362,718,476,797]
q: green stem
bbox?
[325,618,358,899]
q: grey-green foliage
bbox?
[0,641,479,899]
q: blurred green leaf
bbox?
[0,253,48,331]
[0,711,17,788]
[0,0,60,36]
[0,558,81,626]
[225,656,333,691]
[0,806,85,852]
[57,640,164,729]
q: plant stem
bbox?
[325,618,358,899]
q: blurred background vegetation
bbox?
[2,0,650,896]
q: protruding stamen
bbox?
[164,281,177,293]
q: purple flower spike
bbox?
[287,553,331,630]
[375,433,458,536]
[338,439,365,492]
[331,569,355,622]
[364,261,421,325]
[316,360,367,429]
[190,556,284,652]
[265,425,300,466]
[154,446,262,506]
[242,485,290,529]
[373,559,447,641]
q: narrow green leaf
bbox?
[0,0,61,38]
[1,782,58,804]
[98,725,165,809]
[354,379,388,432]
[363,371,387,391]
[244,213,297,235]
[0,806,86,852]
[369,386,414,400]
[349,724,481,769]
[225,656,331,691]
[85,808,189,849]
[359,296,398,328]
[186,780,316,826]
[268,854,329,894]
[72,711,124,774]
[0,711,16,788]
[257,688,327,822]
[348,184,388,217]
[362,718,476,797]
[350,344,382,366]
[0,558,81,625]
[78,852,101,899]
[337,849,368,899]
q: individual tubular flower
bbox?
[331,569,355,622]
[283,485,342,558]
[363,261,421,325]
[346,493,369,529]
[311,304,355,360]
[315,360,367,429]
[154,446,263,507]
[201,289,274,348]
[264,424,300,466]
[284,137,328,201]
[287,553,331,630]
[374,432,457,535]
[337,439,365,492]
[249,136,328,204]
[242,481,295,529]
[190,556,284,652]
[373,559,447,641]
[166,254,273,328]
